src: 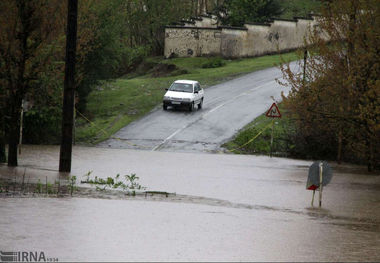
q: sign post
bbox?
[265,103,281,158]
[319,162,323,207]
[306,161,333,208]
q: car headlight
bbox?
[164,96,170,100]
[183,98,191,102]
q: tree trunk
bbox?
[0,142,6,163]
[0,114,6,163]
[7,100,21,167]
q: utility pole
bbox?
[59,0,78,173]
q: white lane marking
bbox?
[203,81,275,117]
[151,125,186,151]
[152,80,277,151]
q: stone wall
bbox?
[164,15,318,58]
[164,26,221,57]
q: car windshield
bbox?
[169,83,193,93]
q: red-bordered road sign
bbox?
[266,103,282,118]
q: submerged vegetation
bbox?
[81,171,146,196]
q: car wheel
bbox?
[198,98,203,109]
[189,102,194,112]
[163,104,167,111]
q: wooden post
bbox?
[319,162,323,207]
[59,0,78,172]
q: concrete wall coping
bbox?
[294,16,314,21]
[219,26,248,31]
[244,22,271,27]
[169,22,185,26]
[271,17,298,22]
[165,25,221,30]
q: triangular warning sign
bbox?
[266,103,282,118]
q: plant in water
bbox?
[46,183,55,195]
[69,176,77,196]
[55,180,60,196]
[34,179,43,194]
[124,174,145,196]
[81,171,146,195]
[82,171,93,183]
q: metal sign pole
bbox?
[270,119,274,158]
[266,103,281,158]
[319,162,323,207]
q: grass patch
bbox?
[76,52,298,144]
[223,104,295,156]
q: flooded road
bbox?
[1,197,379,262]
[1,145,380,261]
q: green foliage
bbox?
[22,64,63,144]
[77,0,133,112]
[214,0,283,26]
[202,57,226,68]
[279,0,322,19]
[81,171,146,196]
[46,183,54,195]
[69,176,77,196]
[23,106,62,144]
[125,0,193,55]
[224,104,295,156]
[280,0,380,170]
[34,180,43,194]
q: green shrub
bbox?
[202,57,226,68]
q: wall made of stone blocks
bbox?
[220,28,248,58]
[164,16,317,58]
[164,27,221,58]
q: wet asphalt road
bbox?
[98,63,298,152]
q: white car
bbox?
[163,80,204,111]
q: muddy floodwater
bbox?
[1,145,380,261]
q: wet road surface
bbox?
[1,145,380,261]
[98,63,298,152]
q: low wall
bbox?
[164,16,318,58]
